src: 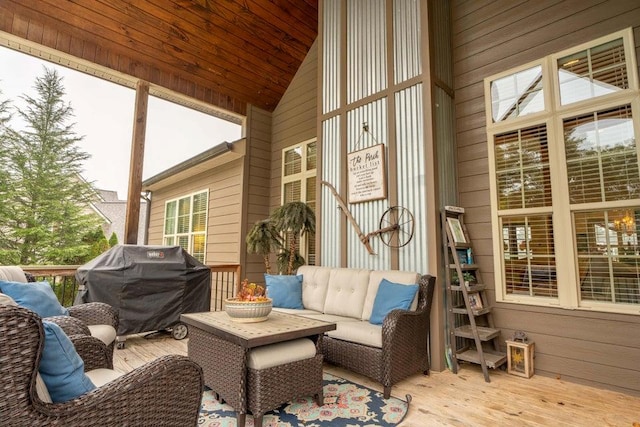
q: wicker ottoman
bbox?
[245,338,323,427]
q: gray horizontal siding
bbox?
[452,0,640,395]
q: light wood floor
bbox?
[114,332,640,427]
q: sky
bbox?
[0,46,242,199]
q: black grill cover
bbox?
[75,245,211,335]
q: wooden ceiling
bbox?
[0,0,319,115]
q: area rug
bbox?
[198,372,410,426]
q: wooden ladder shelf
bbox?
[442,206,506,382]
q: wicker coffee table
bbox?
[181,311,336,426]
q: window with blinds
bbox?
[163,190,208,263]
[281,140,317,265]
[558,38,628,105]
[490,65,544,123]
[485,29,640,313]
[494,125,552,210]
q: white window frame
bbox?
[162,189,209,263]
[281,138,317,264]
[485,28,640,315]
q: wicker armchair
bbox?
[321,274,436,399]
[0,266,119,367]
[47,302,119,367]
[0,304,204,427]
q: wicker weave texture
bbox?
[0,304,204,427]
[247,354,323,417]
[189,325,247,411]
[66,302,119,367]
[67,302,119,330]
[322,274,435,398]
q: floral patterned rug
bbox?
[198,372,410,426]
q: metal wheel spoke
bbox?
[378,206,414,248]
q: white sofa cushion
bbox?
[294,313,360,324]
[247,338,316,370]
[0,292,16,306]
[297,266,332,312]
[271,307,322,316]
[326,321,383,348]
[0,266,28,282]
[87,324,117,346]
[37,368,123,403]
[36,373,53,403]
[85,368,124,387]
[361,270,420,321]
[323,268,370,318]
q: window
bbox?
[163,191,208,263]
[485,29,640,313]
[282,139,317,265]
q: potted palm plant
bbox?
[269,201,315,275]
[245,219,283,274]
[246,201,315,275]
[243,201,315,313]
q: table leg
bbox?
[188,326,248,413]
[236,413,246,426]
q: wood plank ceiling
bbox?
[0,0,319,115]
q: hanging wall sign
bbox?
[347,144,387,203]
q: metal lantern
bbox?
[506,331,535,378]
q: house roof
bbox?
[0,1,319,114]
[142,139,246,191]
[92,189,148,244]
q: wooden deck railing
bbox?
[20,264,241,311]
[208,264,241,311]
[21,265,81,307]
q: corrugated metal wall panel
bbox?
[347,0,387,103]
[435,86,457,206]
[432,0,453,88]
[346,100,391,270]
[321,116,342,267]
[395,84,428,273]
[323,0,341,114]
[393,0,422,84]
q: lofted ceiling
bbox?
[0,0,319,115]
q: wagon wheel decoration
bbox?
[375,206,415,249]
[322,181,415,255]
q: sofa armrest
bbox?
[68,302,118,330]
[31,355,204,425]
[70,335,112,371]
[46,315,91,337]
[381,274,435,353]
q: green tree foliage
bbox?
[0,68,101,265]
[108,231,118,247]
[89,229,111,260]
[0,89,14,261]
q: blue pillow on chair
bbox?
[40,320,96,403]
[264,274,304,309]
[369,279,419,325]
[0,280,69,318]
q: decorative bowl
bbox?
[224,298,272,323]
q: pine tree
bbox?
[108,231,118,247]
[0,89,15,262]
[0,67,100,265]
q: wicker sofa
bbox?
[272,266,435,398]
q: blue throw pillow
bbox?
[0,280,69,317]
[369,279,419,325]
[264,274,304,309]
[40,321,96,403]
